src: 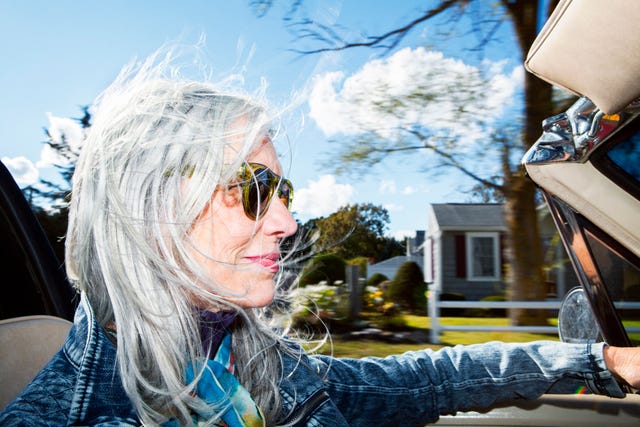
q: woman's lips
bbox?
[245,253,280,272]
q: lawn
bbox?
[312,314,640,359]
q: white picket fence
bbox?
[428,298,640,344]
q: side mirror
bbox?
[557,287,602,343]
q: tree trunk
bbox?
[504,175,547,325]
[503,0,555,325]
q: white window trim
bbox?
[466,232,500,281]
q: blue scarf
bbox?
[165,313,265,426]
[185,333,265,426]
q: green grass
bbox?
[313,314,640,359]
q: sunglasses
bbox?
[236,163,294,220]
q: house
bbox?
[424,203,507,300]
[366,230,425,281]
[424,203,579,301]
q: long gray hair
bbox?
[65,48,298,425]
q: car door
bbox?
[0,160,76,321]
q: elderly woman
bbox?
[1,50,639,427]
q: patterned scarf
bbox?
[186,332,265,426]
[165,315,265,427]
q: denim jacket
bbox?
[0,294,624,426]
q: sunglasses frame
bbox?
[237,162,294,220]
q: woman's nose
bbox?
[264,197,298,238]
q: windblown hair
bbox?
[65,48,300,426]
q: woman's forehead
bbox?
[247,138,282,174]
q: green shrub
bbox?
[299,253,347,286]
[387,261,426,313]
[366,273,388,288]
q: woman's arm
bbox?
[313,340,625,427]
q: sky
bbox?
[0,0,525,241]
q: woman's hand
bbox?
[604,346,640,389]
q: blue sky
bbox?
[0,1,524,240]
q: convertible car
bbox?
[1,1,639,425]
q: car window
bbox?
[585,228,640,345]
[575,119,640,346]
[593,117,640,200]
[607,131,640,180]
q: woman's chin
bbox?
[235,282,276,308]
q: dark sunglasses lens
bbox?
[241,164,293,219]
[246,168,274,218]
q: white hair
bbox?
[65,47,304,425]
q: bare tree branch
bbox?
[289,0,465,54]
[331,127,505,193]
[408,128,504,191]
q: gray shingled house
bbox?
[424,203,507,300]
[424,203,578,301]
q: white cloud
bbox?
[308,47,522,142]
[47,112,84,151]
[292,174,354,218]
[383,203,403,212]
[485,64,523,112]
[36,113,84,168]
[2,156,39,186]
[379,179,396,194]
[401,185,416,195]
[36,144,64,168]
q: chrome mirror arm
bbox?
[523,97,640,166]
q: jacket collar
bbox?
[65,294,137,423]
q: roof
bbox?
[369,255,423,269]
[430,203,506,230]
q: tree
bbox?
[378,236,405,262]
[24,107,91,260]
[256,0,563,325]
[307,203,402,261]
[27,107,90,208]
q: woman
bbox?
[1,49,639,427]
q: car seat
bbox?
[0,315,72,409]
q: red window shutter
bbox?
[500,233,507,277]
[455,234,466,278]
